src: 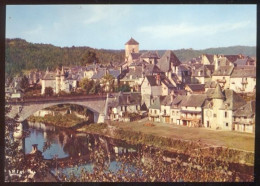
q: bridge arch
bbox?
[7,96,108,123]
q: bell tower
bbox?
[125,37,139,63]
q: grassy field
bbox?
[110,119,255,152]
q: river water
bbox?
[23,121,254,182]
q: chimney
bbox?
[170,91,175,102]
[156,73,161,85]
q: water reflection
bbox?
[24,121,254,182]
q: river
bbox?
[23,121,254,182]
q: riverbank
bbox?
[28,113,88,128]
[77,120,254,166]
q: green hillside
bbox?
[5,38,256,77]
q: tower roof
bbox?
[125,37,139,45]
[210,83,224,99]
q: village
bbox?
[5,38,256,134]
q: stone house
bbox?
[191,64,214,84]
[170,95,187,125]
[230,66,256,93]
[211,66,234,89]
[233,101,255,133]
[180,94,207,127]
[121,62,162,92]
[107,92,141,121]
[160,94,174,124]
[141,74,162,107]
[41,67,77,95]
[148,96,166,122]
[203,84,246,131]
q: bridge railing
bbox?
[6,94,108,104]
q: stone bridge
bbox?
[6,95,109,123]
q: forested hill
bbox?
[5,38,256,77]
[5,38,125,77]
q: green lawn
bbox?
[110,120,255,152]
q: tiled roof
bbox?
[220,89,247,110]
[186,84,205,92]
[181,94,207,107]
[109,69,121,78]
[205,54,214,64]
[91,69,106,80]
[171,95,186,108]
[131,53,142,60]
[157,50,181,72]
[141,51,160,59]
[233,59,248,66]
[205,80,217,88]
[230,66,256,78]
[233,101,255,117]
[125,38,139,45]
[212,66,234,76]
[224,55,243,63]
[146,75,158,86]
[208,84,224,99]
[109,92,141,107]
[161,77,175,88]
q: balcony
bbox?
[180,116,200,121]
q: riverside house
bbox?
[180,94,207,127]
[203,84,247,131]
[233,100,255,133]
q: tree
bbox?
[80,50,99,66]
[20,75,30,92]
[45,87,54,96]
[90,80,102,94]
[116,84,131,92]
[101,74,114,92]
[5,105,48,182]
[79,78,94,94]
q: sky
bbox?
[6,5,256,50]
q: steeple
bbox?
[210,83,224,99]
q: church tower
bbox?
[125,37,139,63]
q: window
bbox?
[214,114,217,118]
[154,110,157,114]
[226,123,228,127]
[164,109,166,115]
[225,112,228,118]
[244,116,247,119]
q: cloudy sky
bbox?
[6,5,256,50]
